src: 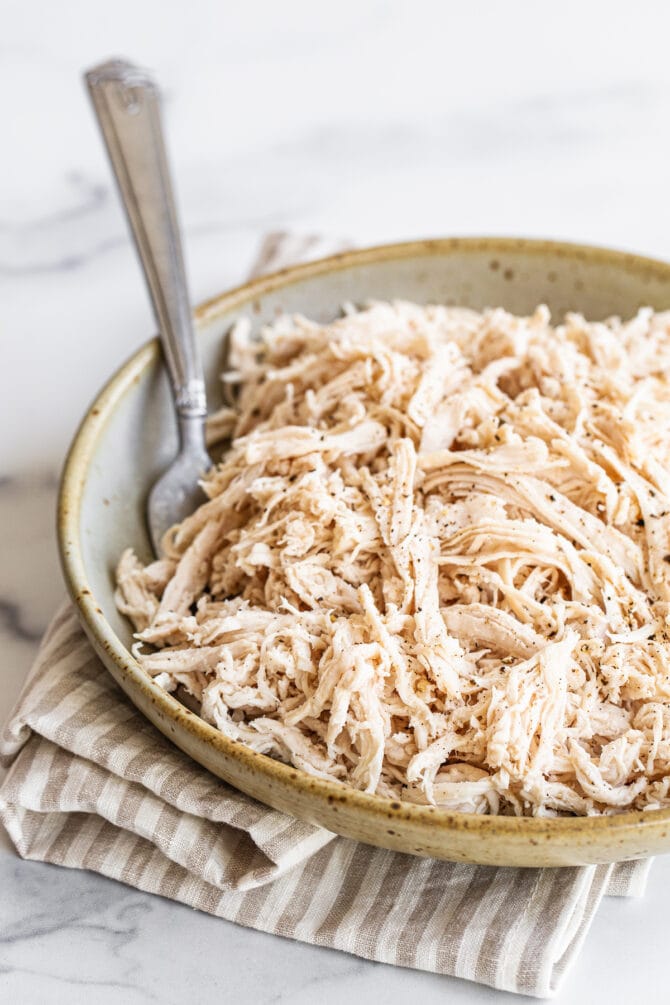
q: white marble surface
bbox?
[4,1,670,1000]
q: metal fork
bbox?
[85,58,212,555]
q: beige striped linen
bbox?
[0,234,653,998]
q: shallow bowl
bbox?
[58,237,670,866]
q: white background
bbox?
[3,1,670,1001]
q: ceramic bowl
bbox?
[58,237,670,867]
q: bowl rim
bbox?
[57,235,670,839]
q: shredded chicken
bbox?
[116,301,670,816]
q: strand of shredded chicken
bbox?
[116,300,670,816]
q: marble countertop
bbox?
[4,1,670,1001]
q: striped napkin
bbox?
[0,233,652,999]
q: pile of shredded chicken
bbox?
[116,300,670,816]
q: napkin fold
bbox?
[0,233,652,999]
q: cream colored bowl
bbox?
[58,237,670,867]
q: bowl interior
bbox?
[62,238,670,866]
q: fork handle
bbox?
[85,59,206,418]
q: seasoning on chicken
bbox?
[116,300,670,816]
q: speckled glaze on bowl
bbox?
[58,237,670,867]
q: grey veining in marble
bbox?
[4,1,670,1001]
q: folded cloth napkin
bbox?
[0,233,652,999]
